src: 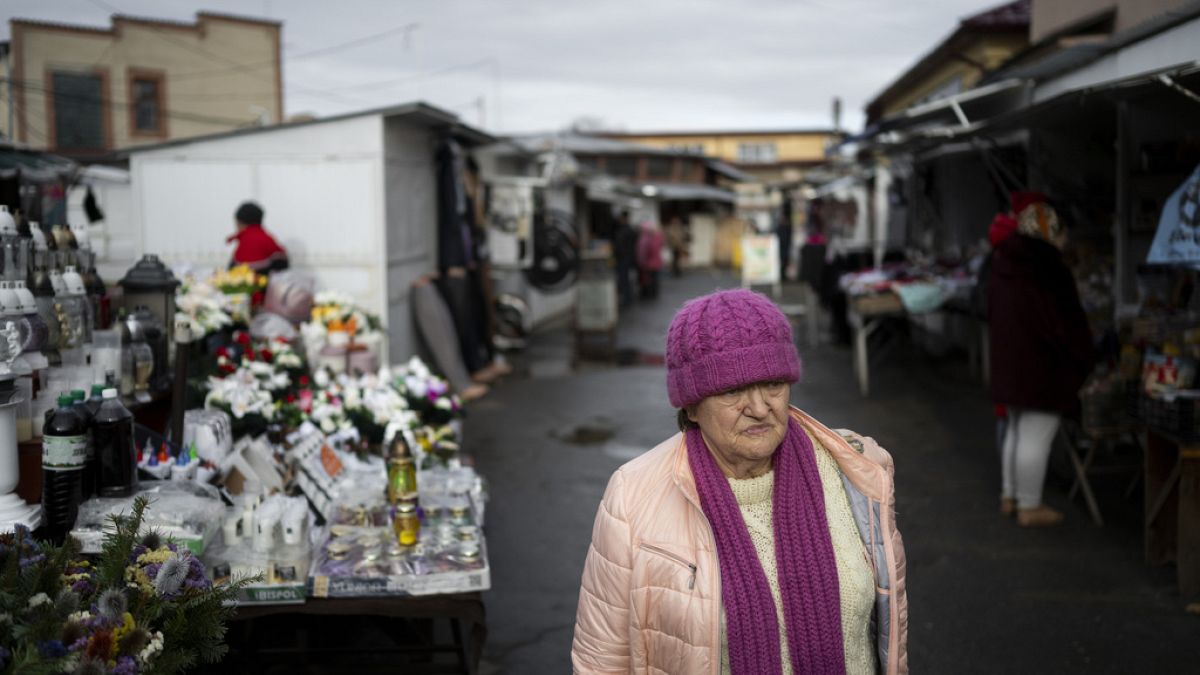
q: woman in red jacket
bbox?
[988,194,1095,527]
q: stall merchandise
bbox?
[0,497,248,673]
[5,245,493,629]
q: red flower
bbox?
[299,375,310,386]
[251,290,265,306]
[260,348,274,362]
[234,331,251,347]
[215,346,230,359]
[286,393,297,403]
[86,630,114,661]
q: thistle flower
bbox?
[54,588,80,616]
[140,532,162,550]
[153,554,188,597]
[97,588,127,620]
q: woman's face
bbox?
[687,381,791,479]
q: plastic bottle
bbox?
[70,389,96,498]
[86,384,105,416]
[41,393,87,544]
[94,388,136,497]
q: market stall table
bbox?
[1144,427,1200,595]
[846,294,907,396]
[223,593,485,674]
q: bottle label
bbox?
[43,434,87,470]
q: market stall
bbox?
[0,201,493,671]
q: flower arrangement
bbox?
[306,292,382,337]
[0,497,251,674]
[392,357,463,427]
[210,265,267,297]
[174,278,233,340]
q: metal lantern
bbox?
[117,254,180,342]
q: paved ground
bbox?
[470,268,1200,674]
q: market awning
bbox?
[641,183,736,203]
[0,143,78,182]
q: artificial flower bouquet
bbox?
[0,497,251,674]
[392,357,463,427]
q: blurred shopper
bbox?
[573,288,908,674]
[989,194,1095,527]
[227,201,289,273]
[636,220,664,299]
[614,211,637,307]
[665,215,688,276]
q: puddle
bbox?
[554,420,615,445]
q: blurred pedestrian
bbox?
[989,193,1095,527]
[573,288,908,674]
[665,215,688,277]
[227,201,288,273]
[636,220,664,299]
[614,211,637,307]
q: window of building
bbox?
[736,142,778,164]
[645,157,675,179]
[51,71,107,151]
[129,71,166,136]
[667,143,705,155]
[605,156,639,178]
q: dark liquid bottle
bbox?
[86,384,105,416]
[70,389,95,498]
[42,394,87,544]
[94,388,136,497]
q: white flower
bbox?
[320,416,336,433]
[27,592,50,608]
[139,630,164,664]
[314,369,330,389]
[405,375,428,398]
[435,397,453,411]
[66,610,91,623]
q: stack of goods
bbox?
[1110,264,1199,441]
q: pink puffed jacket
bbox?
[572,407,908,674]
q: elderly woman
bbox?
[572,289,907,675]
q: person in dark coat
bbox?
[989,194,1095,527]
[614,211,637,307]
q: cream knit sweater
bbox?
[719,439,877,675]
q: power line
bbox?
[319,58,496,93]
[165,21,421,82]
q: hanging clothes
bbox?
[83,186,105,223]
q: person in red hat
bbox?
[989,193,1094,527]
[227,201,289,273]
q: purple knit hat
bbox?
[666,288,801,408]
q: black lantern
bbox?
[118,255,180,343]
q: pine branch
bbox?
[95,495,151,588]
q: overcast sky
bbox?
[3,0,1001,134]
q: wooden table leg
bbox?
[1178,446,1200,596]
[1144,430,1179,566]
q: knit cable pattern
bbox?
[687,419,846,675]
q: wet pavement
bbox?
[471,268,1199,674]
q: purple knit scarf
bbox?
[686,418,846,675]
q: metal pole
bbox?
[1114,100,1130,321]
[6,44,14,141]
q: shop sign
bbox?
[1148,164,1200,267]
